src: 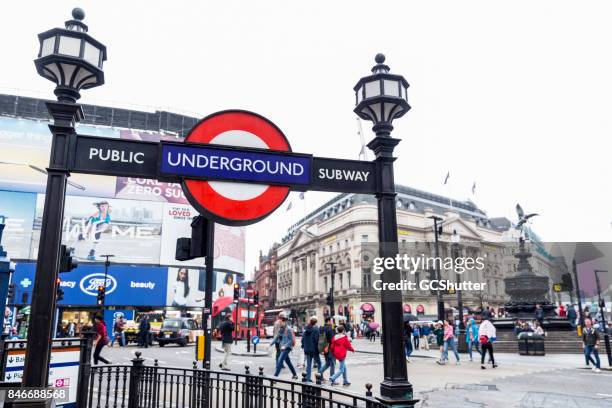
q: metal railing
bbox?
[88,352,387,408]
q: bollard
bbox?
[127,351,144,408]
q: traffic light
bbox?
[175,238,192,261]
[7,283,15,303]
[59,245,78,272]
[233,283,240,303]
[253,290,259,306]
[561,273,574,291]
[175,216,209,261]
[326,288,333,306]
[56,278,64,302]
[97,285,105,305]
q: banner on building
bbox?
[30,194,163,264]
[0,116,118,197]
[0,191,37,259]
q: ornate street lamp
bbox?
[34,8,106,102]
[23,8,106,390]
[355,54,416,406]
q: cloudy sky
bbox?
[2,1,611,276]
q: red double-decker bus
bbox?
[212,296,263,340]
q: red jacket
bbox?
[330,333,354,361]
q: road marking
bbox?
[596,393,612,397]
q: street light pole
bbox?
[325,262,337,319]
[572,259,585,333]
[594,270,611,366]
[100,254,115,311]
[429,215,445,322]
[23,9,106,388]
[354,54,416,405]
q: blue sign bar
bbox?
[159,143,312,186]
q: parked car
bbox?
[157,317,198,347]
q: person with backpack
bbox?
[273,320,299,379]
[582,318,601,372]
[318,317,335,381]
[466,318,481,362]
[301,316,321,382]
[329,325,354,386]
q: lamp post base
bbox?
[378,380,419,407]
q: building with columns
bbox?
[273,186,556,327]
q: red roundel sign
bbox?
[182,110,291,226]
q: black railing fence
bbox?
[88,352,387,408]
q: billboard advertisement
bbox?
[0,190,36,259]
[14,262,168,307]
[0,116,118,197]
[159,203,246,273]
[114,130,189,203]
[30,194,163,264]
[166,267,206,307]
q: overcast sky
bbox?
[2,1,611,276]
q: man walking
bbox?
[138,314,151,348]
[218,315,235,371]
[319,317,335,381]
[93,315,111,365]
[301,316,321,382]
[582,318,601,372]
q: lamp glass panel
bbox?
[58,35,81,57]
[41,37,55,57]
[356,87,363,104]
[83,42,101,67]
[383,79,400,97]
[369,102,382,123]
[364,80,381,99]
[403,85,408,100]
[384,102,399,122]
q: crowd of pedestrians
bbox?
[271,312,355,386]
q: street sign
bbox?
[553,283,562,293]
[180,110,295,226]
[160,142,311,186]
[72,135,159,178]
[312,157,376,194]
[252,336,259,345]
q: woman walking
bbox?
[433,321,445,364]
[273,320,299,379]
[466,318,481,362]
[442,319,460,364]
[329,326,355,386]
[479,318,498,369]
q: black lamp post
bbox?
[100,254,115,311]
[354,54,416,405]
[594,270,611,366]
[325,262,337,320]
[428,215,445,321]
[23,8,106,388]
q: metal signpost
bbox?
[26,9,416,407]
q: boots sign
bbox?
[67,109,377,225]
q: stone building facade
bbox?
[253,243,279,311]
[273,186,556,326]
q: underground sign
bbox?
[170,110,305,226]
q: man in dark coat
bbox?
[301,316,321,382]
